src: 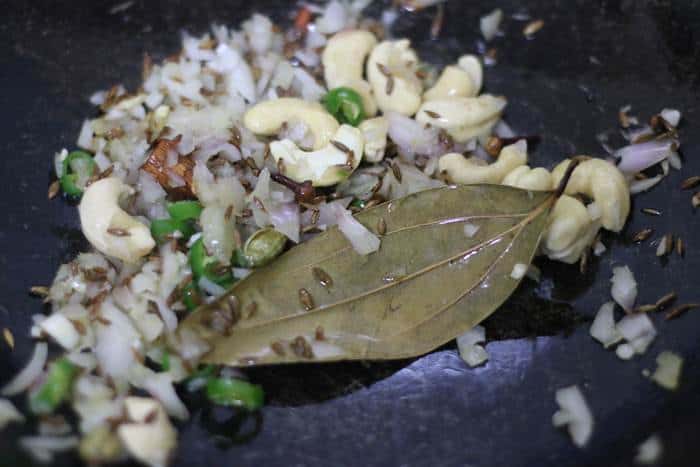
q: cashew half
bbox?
[551,158,630,232]
[358,116,389,163]
[270,124,364,187]
[243,98,339,150]
[79,178,155,263]
[322,30,378,116]
[542,195,601,264]
[415,94,506,143]
[367,40,423,116]
[457,55,483,95]
[438,140,527,185]
[502,165,553,191]
[117,397,176,467]
[424,57,482,101]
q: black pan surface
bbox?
[1,1,700,466]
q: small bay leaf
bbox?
[181,184,556,366]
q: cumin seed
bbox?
[70,319,87,336]
[377,217,387,235]
[224,205,233,220]
[48,180,60,200]
[665,303,700,321]
[107,227,130,237]
[310,208,320,225]
[633,304,657,314]
[656,233,673,257]
[632,228,653,243]
[270,341,286,356]
[315,325,325,341]
[391,162,403,182]
[290,336,314,359]
[655,291,677,310]
[376,63,391,77]
[331,139,352,155]
[385,75,395,95]
[676,237,685,257]
[298,288,315,311]
[693,192,700,208]
[312,267,333,288]
[29,285,50,298]
[245,301,258,319]
[3,328,14,349]
[523,19,544,37]
[579,249,589,274]
[424,110,441,119]
[681,176,700,190]
[641,208,661,216]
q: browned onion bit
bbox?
[665,303,700,321]
[424,110,442,119]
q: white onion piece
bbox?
[456,325,489,367]
[510,263,528,280]
[635,434,663,465]
[2,342,48,396]
[593,240,606,256]
[610,266,637,312]
[615,343,635,360]
[94,301,140,381]
[552,385,594,447]
[327,203,380,255]
[616,313,657,355]
[386,112,442,160]
[20,435,79,463]
[660,108,681,127]
[615,139,676,173]
[494,119,516,138]
[589,302,622,348]
[667,151,682,170]
[39,314,80,350]
[630,174,664,195]
[0,398,25,429]
[463,223,480,238]
[198,276,227,297]
[650,351,683,391]
[129,365,189,420]
[480,8,503,41]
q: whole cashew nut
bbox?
[438,139,527,185]
[367,40,423,116]
[542,195,601,264]
[270,124,364,187]
[502,165,553,191]
[322,30,378,116]
[243,98,339,150]
[550,158,630,232]
[79,177,155,263]
[424,55,482,101]
[358,116,389,163]
[415,94,506,143]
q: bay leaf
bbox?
[180,184,556,366]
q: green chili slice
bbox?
[150,218,196,244]
[161,350,171,372]
[182,281,202,311]
[60,150,96,197]
[189,238,235,288]
[206,377,264,410]
[322,87,365,126]
[29,358,78,415]
[167,200,203,222]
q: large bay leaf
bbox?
[180,184,556,366]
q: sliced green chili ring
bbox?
[189,238,234,287]
[206,377,264,410]
[322,87,366,126]
[182,282,202,311]
[350,198,367,210]
[184,364,218,392]
[151,218,196,244]
[60,150,96,197]
[29,358,78,415]
[167,200,203,222]
[161,350,171,372]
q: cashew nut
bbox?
[270,124,364,187]
[243,98,339,150]
[457,55,483,95]
[117,397,176,467]
[542,195,601,264]
[358,116,389,163]
[415,94,506,143]
[550,158,630,232]
[367,40,423,116]
[322,30,378,116]
[79,178,155,263]
[424,63,478,101]
[502,165,553,191]
[438,140,527,185]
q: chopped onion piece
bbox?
[615,139,677,173]
[667,151,682,170]
[650,351,682,391]
[328,203,380,255]
[660,108,681,127]
[2,342,48,396]
[635,434,663,465]
[20,435,79,463]
[0,398,25,429]
[593,240,606,256]
[552,385,594,447]
[630,175,664,195]
[589,302,622,348]
[510,263,527,280]
[39,314,80,350]
[616,313,657,355]
[610,266,637,312]
[615,343,635,360]
[480,8,503,41]
[456,325,488,367]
